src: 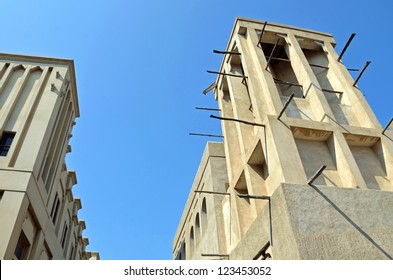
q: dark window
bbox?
[14,231,30,260]
[69,244,74,260]
[14,242,24,260]
[0,132,15,156]
[60,223,68,248]
[175,241,186,260]
[50,194,60,224]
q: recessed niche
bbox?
[247,140,269,211]
[345,134,392,191]
[247,140,268,190]
[293,129,342,187]
[234,172,254,236]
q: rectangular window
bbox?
[14,231,30,260]
[50,193,60,224]
[0,132,15,156]
[60,223,68,248]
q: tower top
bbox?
[0,52,80,117]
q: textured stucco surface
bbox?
[279,184,393,259]
[174,17,393,260]
[229,183,393,259]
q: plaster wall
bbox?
[175,17,393,260]
[282,184,393,259]
[230,183,393,260]
[173,142,229,260]
[0,53,97,260]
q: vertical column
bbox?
[0,63,15,94]
[217,85,241,181]
[0,191,29,259]
[236,29,285,209]
[223,63,255,156]
[266,115,308,186]
[236,29,281,122]
[237,29,283,119]
[28,229,45,259]
[285,34,336,123]
[0,65,31,132]
[329,133,368,189]
[9,67,50,168]
[322,43,380,129]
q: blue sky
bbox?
[1,0,392,259]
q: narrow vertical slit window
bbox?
[14,231,30,260]
[50,193,60,224]
[195,213,201,244]
[189,226,194,255]
[201,198,207,231]
[60,222,68,248]
[0,132,16,156]
[175,241,186,260]
[69,244,74,260]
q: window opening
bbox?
[50,193,60,224]
[261,41,303,98]
[175,241,186,260]
[14,231,30,260]
[189,226,194,255]
[60,222,68,248]
[0,132,15,156]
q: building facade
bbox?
[0,53,98,260]
[173,18,393,260]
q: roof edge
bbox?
[0,52,80,117]
[234,17,334,38]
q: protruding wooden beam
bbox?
[207,70,247,79]
[202,82,216,95]
[257,21,268,47]
[237,194,270,200]
[353,61,371,87]
[338,33,356,61]
[307,165,327,185]
[382,117,393,135]
[189,133,223,138]
[210,115,265,127]
[195,190,230,195]
[213,50,241,55]
[195,107,221,111]
[265,38,280,70]
[277,93,295,120]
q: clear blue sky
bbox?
[1,0,392,259]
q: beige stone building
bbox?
[173,18,393,260]
[0,53,99,260]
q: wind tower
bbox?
[174,18,393,260]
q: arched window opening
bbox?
[201,198,207,231]
[195,213,201,243]
[189,226,194,255]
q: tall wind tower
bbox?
[173,18,393,260]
